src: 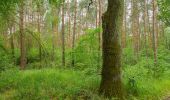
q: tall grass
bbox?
[0,68,100,100]
[0,68,170,100]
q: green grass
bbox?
[0,68,170,100]
[0,68,100,100]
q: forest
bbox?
[0,0,170,99]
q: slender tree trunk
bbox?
[137,11,140,56]
[95,0,98,28]
[147,1,152,49]
[144,0,148,59]
[132,0,139,58]
[19,0,27,69]
[121,0,126,48]
[61,1,65,66]
[72,0,77,67]
[99,0,124,99]
[10,26,15,64]
[67,0,71,47]
[152,0,157,64]
[37,6,42,65]
[51,6,58,62]
[97,0,102,70]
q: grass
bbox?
[0,68,170,100]
[0,68,100,100]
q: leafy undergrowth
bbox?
[0,68,170,100]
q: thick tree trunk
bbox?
[99,0,124,99]
[19,0,27,69]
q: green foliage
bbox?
[0,36,13,72]
[164,27,170,49]
[158,0,170,26]
[72,28,101,71]
[49,0,62,8]
[122,47,137,66]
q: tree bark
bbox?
[19,0,27,69]
[72,0,77,67]
[121,0,126,48]
[61,0,65,66]
[99,0,124,99]
[10,26,15,64]
[97,0,102,69]
[37,6,42,65]
[152,0,157,64]
[144,0,148,59]
[132,0,139,57]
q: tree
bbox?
[72,0,77,67]
[19,0,27,69]
[99,0,124,99]
[121,0,126,48]
[61,0,65,66]
[9,25,15,64]
[152,0,157,64]
[132,0,140,57]
[36,2,42,65]
[98,0,102,69]
[144,0,148,58]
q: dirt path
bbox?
[164,97,170,100]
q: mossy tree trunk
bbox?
[99,0,124,99]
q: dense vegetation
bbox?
[0,0,170,99]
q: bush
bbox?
[0,37,14,72]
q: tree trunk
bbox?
[99,0,124,99]
[121,0,126,48]
[10,26,15,64]
[61,0,65,66]
[152,0,157,64]
[147,1,152,49]
[72,0,77,67]
[144,0,148,59]
[19,0,27,69]
[51,6,59,62]
[132,0,139,58]
[37,6,42,65]
[95,0,98,28]
[67,0,71,47]
[97,0,102,70]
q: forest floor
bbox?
[0,68,170,100]
[165,97,170,100]
[164,93,170,100]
